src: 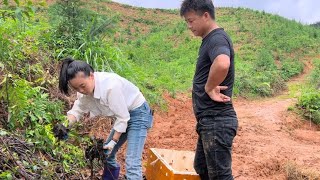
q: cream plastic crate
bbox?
[145,148,200,180]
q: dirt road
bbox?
[142,89,319,179]
[90,58,320,179]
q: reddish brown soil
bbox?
[87,56,320,179]
[89,89,320,179]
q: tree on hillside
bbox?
[49,0,115,49]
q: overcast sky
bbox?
[112,0,320,24]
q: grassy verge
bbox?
[296,59,320,125]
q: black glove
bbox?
[53,124,69,140]
[85,139,105,161]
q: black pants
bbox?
[194,116,238,180]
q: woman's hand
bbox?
[67,114,77,126]
[103,130,121,156]
[103,140,117,155]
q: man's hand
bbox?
[103,140,117,156]
[205,86,231,102]
[53,124,69,140]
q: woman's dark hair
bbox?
[180,0,215,20]
[59,58,94,96]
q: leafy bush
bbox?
[281,58,304,80]
[255,49,276,71]
[0,34,11,64]
[309,59,320,88]
[1,78,64,129]
[0,77,88,178]
[297,59,320,124]
[0,0,35,22]
[0,20,25,72]
[48,0,115,49]
[298,89,320,124]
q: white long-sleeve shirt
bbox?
[67,72,145,133]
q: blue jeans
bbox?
[105,102,153,180]
[194,116,238,180]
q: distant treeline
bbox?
[311,22,320,28]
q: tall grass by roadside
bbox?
[297,59,320,125]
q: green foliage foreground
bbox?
[0,77,88,179]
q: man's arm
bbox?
[205,54,231,102]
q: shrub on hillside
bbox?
[0,77,88,178]
[255,49,277,71]
[309,59,320,88]
[0,78,65,129]
[281,58,304,80]
[298,90,320,124]
[48,0,114,49]
[297,59,320,125]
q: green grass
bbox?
[297,59,320,125]
[92,4,320,102]
[2,1,320,106]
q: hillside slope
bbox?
[86,1,320,104]
[84,2,320,179]
[1,1,320,179]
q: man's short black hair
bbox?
[180,0,215,20]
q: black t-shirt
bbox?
[192,28,236,119]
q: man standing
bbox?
[180,0,238,179]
